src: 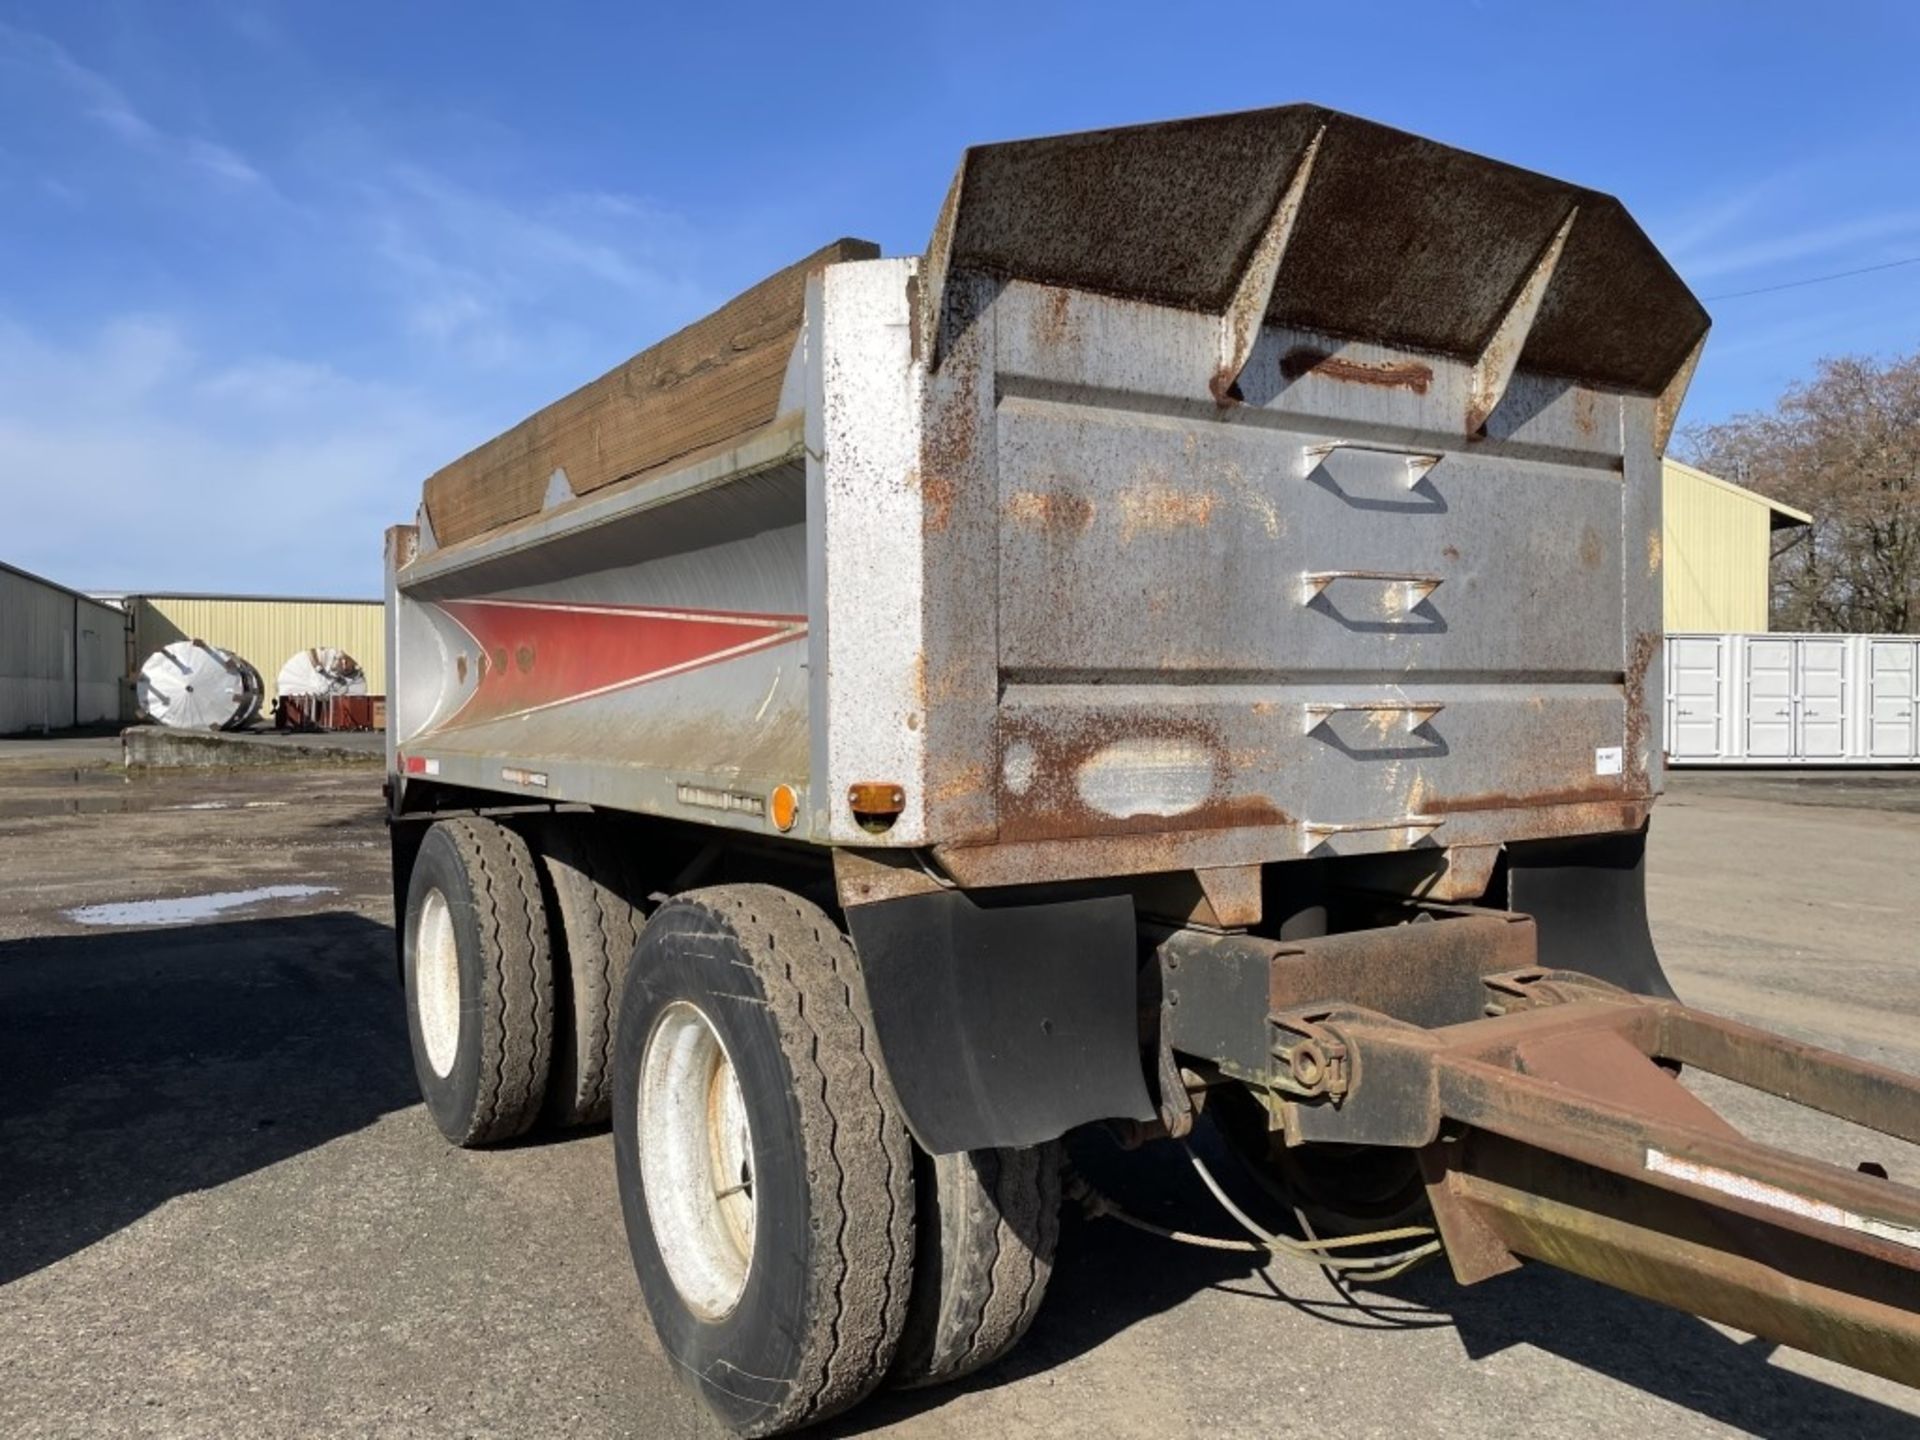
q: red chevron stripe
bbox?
[436,598,805,728]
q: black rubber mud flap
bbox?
[846,888,1156,1156]
[1505,827,1676,998]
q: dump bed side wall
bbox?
[388,436,816,834]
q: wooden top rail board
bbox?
[421,237,880,547]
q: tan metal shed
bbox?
[1661,459,1810,633]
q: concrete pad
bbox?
[122,725,383,770]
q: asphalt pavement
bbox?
[1,755,1916,1439]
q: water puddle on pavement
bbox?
[160,800,290,811]
[0,767,314,819]
[62,885,336,927]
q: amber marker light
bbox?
[769,783,799,832]
[847,781,906,834]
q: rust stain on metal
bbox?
[1427,782,1642,816]
[937,824,1290,890]
[1005,488,1096,534]
[1118,485,1216,541]
[920,471,956,535]
[921,328,981,535]
[994,709,1288,844]
[1573,387,1598,437]
[1032,286,1081,351]
[1265,913,1540,1025]
[927,759,990,807]
[1623,631,1660,775]
[832,847,948,907]
[1280,346,1432,394]
[1578,526,1604,571]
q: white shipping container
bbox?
[1664,633,1920,765]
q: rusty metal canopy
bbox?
[925,104,1708,397]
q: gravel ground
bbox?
[1,753,1916,1439]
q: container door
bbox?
[1743,638,1795,759]
[1666,636,1727,760]
[1797,638,1849,760]
[1868,640,1919,760]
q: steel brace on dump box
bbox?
[1269,971,1920,1385]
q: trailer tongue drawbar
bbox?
[1147,903,1920,1384]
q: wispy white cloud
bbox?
[1679,210,1920,282]
[0,19,713,591]
[1655,170,1802,265]
[0,20,264,187]
[0,315,475,593]
[356,162,703,361]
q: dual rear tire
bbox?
[402,817,553,1145]
[402,815,643,1143]
[400,820,1060,1434]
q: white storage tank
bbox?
[1665,633,1920,765]
[137,640,264,731]
[276,647,368,700]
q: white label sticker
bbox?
[1594,745,1624,776]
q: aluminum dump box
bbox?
[387,105,1707,891]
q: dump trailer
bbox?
[385,105,1920,1435]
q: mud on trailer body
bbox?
[384,105,1920,1433]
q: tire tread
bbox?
[525,819,647,1127]
[676,885,915,1435]
[439,816,552,1144]
[891,1140,1061,1389]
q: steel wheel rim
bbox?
[639,1001,757,1319]
[415,887,462,1078]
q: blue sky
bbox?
[3,2,1917,595]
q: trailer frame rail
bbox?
[1266,970,1920,1385]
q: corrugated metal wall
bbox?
[129,596,386,696]
[0,563,128,734]
[1662,460,1775,633]
[1667,632,1920,766]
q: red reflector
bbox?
[403,755,427,775]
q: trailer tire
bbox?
[888,1142,1061,1390]
[612,886,914,1436]
[401,817,554,1146]
[520,817,647,1128]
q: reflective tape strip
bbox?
[1646,1147,1920,1252]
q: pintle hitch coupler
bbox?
[1265,969,1920,1388]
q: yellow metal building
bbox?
[1662,459,1810,633]
[125,594,386,696]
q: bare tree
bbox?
[1682,353,1920,633]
